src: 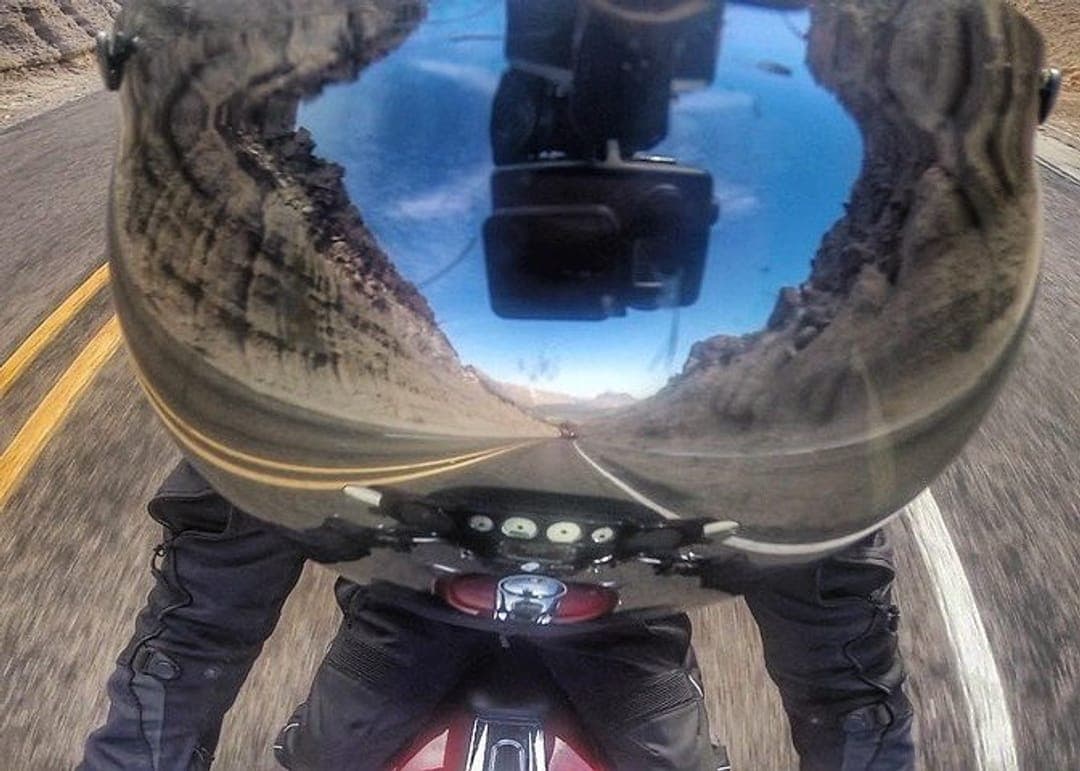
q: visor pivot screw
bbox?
[95,31,138,91]
[1039,68,1062,124]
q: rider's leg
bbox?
[78,460,308,771]
[742,530,915,771]
[539,614,717,771]
[274,581,494,771]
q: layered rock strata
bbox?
[111,0,551,440]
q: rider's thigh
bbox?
[743,530,914,771]
[538,614,717,771]
[275,587,494,771]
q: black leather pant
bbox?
[741,541,915,770]
[274,582,714,770]
[79,461,913,770]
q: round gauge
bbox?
[591,527,616,544]
[501,517,538,539]
[468,515,495,533]
[546,521,583,544]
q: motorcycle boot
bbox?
[78,461,307,771]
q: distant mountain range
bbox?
[464,366,637,421]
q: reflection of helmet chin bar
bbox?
[485,0,723,320]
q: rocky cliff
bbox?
[594,0,1044,454]
[0,0,118,71]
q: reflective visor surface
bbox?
[109,0,1044,566]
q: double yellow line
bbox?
[0,264,121,509]
[1,263,533,507]
[0,263,113,397]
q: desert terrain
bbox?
[3,2,1080,770]
[3,0,1079,131]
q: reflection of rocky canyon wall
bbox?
[597,0,1044,451]
[111,0,551,439]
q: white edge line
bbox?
[577,442,1016,769]
[572,441,681,520]
[906,489,1018,771]
[1035,155,1080,186]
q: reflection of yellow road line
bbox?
[0,263,110,398]
[154,398,533,490]
[135,367,536,489]
[134,368,516,476]
[0,316,122,509]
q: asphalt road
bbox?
[1,91,1078,769]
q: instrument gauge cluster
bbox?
[449,509,708,568]
[454,509,625,563]
[397,488,710,569]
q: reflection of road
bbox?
[2,93,1079,769]
[402,438,651,503]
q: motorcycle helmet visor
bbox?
[106,0,1046,571]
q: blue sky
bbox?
[298,1,862,398]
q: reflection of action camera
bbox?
[484,0,722,320]
[485,158,717,319]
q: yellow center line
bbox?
[134,367,510,475]
[0,263,110,398]
[0,315,123,510]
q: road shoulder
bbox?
[0,56,103,133]
[1036,124,1080,185]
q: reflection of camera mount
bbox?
[484,0,722,320]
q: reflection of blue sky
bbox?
[299,1,861,399]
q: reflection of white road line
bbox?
[569,444,1014,771]
[572,442,680,520]
[907,490,1018,771]
[722,511,906,557]
[382,433,457,441]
